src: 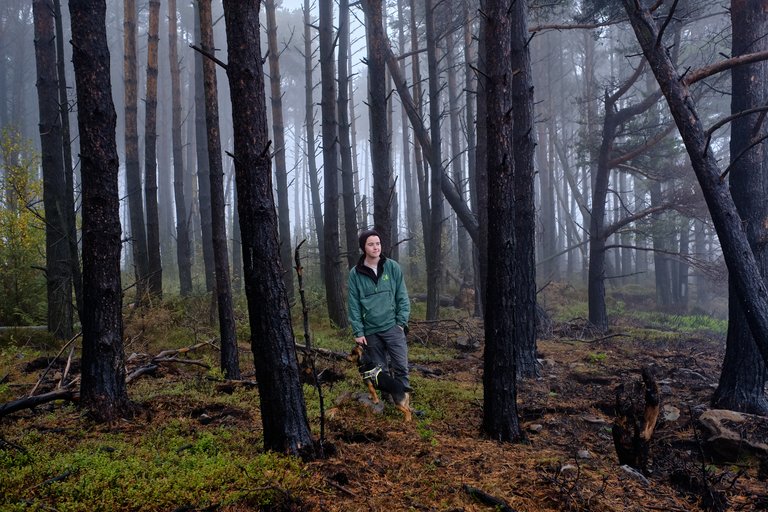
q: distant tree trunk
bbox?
[198,0,239,379]
[168,0,192,296]
[123,0,149,301]
[144,0,162,298]
[410,0,430,263]
[54,0,83,318]
[650,181,672,307]
[424,0,444,321]
[475,13,488,316]
[338,0,359,268]
[33,0,73,340]
[69,0,131,421]
[194,0,215,293]
[511,0,537,379]
[303,0,324,283]
[319,0,347,327]
[397,0,417,279]
[446,30,471,283]
[265,0,294,301]
[622,0,768,367]
[361,0,394,251]
[222,0,315,457]
[712,0,768,415]
[482,0,522,443]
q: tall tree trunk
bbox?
[54,0,83,318]
[144,0,162,298]
[362,0,394,250]
[622,0,768,366]
[194,0,215,293]
[712,0,768,415]
[69,0,131,421]
[198,0,239,379]
[222,0,315,457]
[319,0,347,327]
[511,0,537,379]
[446,30,471,284]
[482,0,522,443]
[168,0,192,296]
[338,0,359,269]
[123,0,149,301]
[265,0,295,301]
[303,0,324,284]
[650,181,672,307]
[410,0,430,264]
[424,0,444,321]
[475,11,488,317]
[33,0,72,339]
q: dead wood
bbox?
[28,332,81,396]
[0,387,78,418]
[295,344,349,361]
[463,484,517,512]
[215,380,259,394]
[125,342,213,384]
[612,367,660,474]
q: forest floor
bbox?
[1,285,767,511]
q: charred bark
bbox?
[144,0,162,298]
[69,0,131,421]
[222,0,315,457]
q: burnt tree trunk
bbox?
[123,0,149,302]
[198,0,239,379]
[168,0,192,296]
[319,0,347,327]
[712,0,768,415]
[69,0,131,421]
[302,0,324,283]
[222,0,315,457]
[265,0,294,301]
[33,0,73,340]
[339,0,359,269]
[623,0,768,366]
[144,0,162,298]
[481,0,522,443]
[194,0,215,293]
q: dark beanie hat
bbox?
[358,229,381,250]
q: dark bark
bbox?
[69,0,131,421]
[361,0,394,251]
[338,0,359,268]
[303,0,324,284]
[265,0,295,301]
[168,0,192,296]
[53,0,83,319]
[33,0,73,340]
[424,0,444,322]
[194,0,215,293]
[222,0,315,457]
[712,0,768,415]
[198,0,239,379]
[319,0,347,327]
[511,0,538,379]
[622,0,768,367]
[650,181,672,307]
[481,0,522,443]
[123,0,149,302]
[144,0,162,298]
[475,13,488,317]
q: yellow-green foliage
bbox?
[0,129,45,326]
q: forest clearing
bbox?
[2,286,766,512]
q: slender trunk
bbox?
[265,0,295,301]
[169,0,192,295]
[222,0,315,457]
[198,0,239,379]
[303,0,324,284]
[319,0,347,327]
[194,0,215,293]
[53,0,83,318]
[338,0,358,268]
[424,0,444,321]
[144,0,162,298]
[123,0,149,301]
[33,0,73,339]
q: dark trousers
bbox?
[365,325,409,389]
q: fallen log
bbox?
[463,484,517,512]
[0,388,78,418]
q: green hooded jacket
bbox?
[347,256,410,337]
